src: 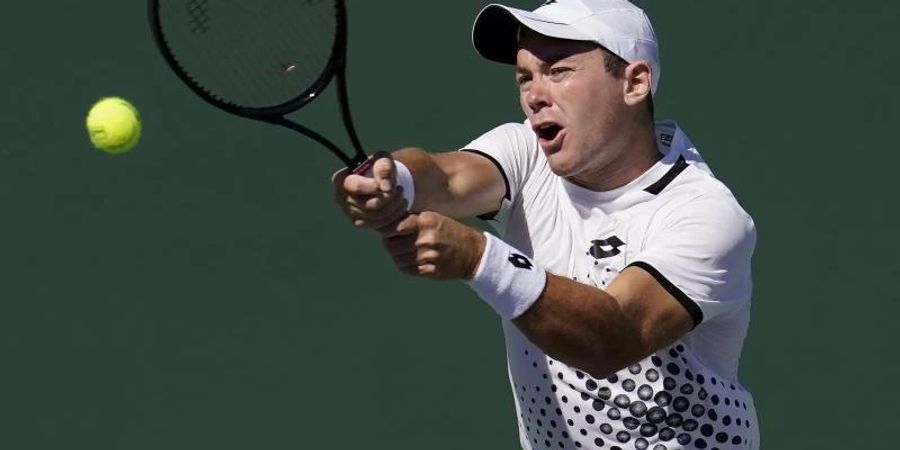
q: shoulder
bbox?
[462,121,547,208]
[652,165,756,246]
[665,165,752,218]
[463,121,538,153]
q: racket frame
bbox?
[148,0,370,170]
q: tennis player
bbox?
[333,1,759,449]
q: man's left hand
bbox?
[380,211,486,280]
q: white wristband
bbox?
[393,160,415,211]
[465,232,547,320]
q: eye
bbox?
[548,66,572,81]
[516,73,532,89]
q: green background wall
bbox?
[2,1,897,448]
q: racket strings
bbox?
[186,0,210,35]
[158,0,338,109]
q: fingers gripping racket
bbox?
[149,0,380,173]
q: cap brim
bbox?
[472,4,594,65]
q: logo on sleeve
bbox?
[508,253,534,270]
[659,132,674,148]
[588,236,626,259]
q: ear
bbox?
[623,60,652,106]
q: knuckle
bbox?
[416,235,436,248]
[418,249,438,262]
[367,197,383,209]
[344,175,370,193]
[419,265,443,279]
[342,176,358,191]
[418,211,438,226]
[349,194,370,208]
[375,157,393,170]
[347,206,364,219]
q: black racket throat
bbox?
[265,111,366,169]
[148,0,370,172]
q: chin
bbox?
[544,152,580,178]
[547,157,578,178]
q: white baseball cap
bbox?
[472,0,661,94]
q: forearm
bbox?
[466,234,652,378]
[512,274,645,379]
[391,148,454,213]
[464,233,693,378]
[392,147,504,218]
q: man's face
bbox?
[516,31,630,182]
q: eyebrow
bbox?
[516,51,575,73]
[540,49,576,65]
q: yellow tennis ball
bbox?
[85,97,141,154]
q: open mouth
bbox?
[535,123,563,142]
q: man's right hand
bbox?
[332,155,409,230]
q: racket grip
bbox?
[348,151,415,210]
[350,151,389,176]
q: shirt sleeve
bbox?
[459,121,539,208]
[627,193,757,327]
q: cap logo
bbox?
[540,0,557,6]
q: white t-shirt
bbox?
[462,120,759,450]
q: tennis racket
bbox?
[148,0,379,174]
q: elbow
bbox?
[582,366,615,381]
[570,354,628,381]
[578,342,648,381]
[580,361,624,381]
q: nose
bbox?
[525,77,551,114]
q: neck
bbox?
[567,120,661,191]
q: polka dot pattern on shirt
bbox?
[515,343,754,449]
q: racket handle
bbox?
[350,151,389,176]
[348,151,416,211]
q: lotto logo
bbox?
[508,253,534,270]
[589,236,626,259]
